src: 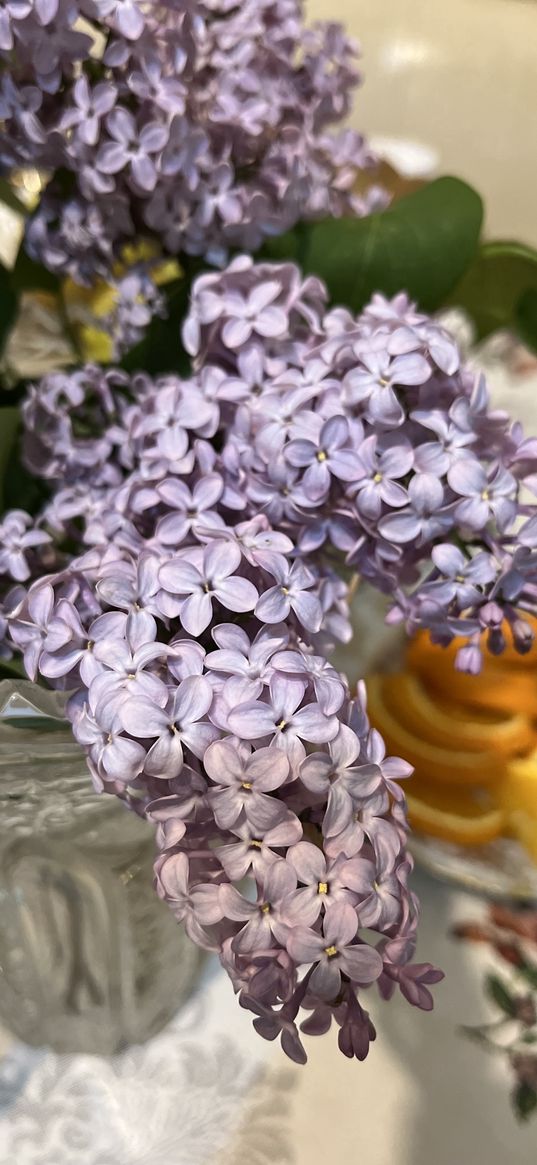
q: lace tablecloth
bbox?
[1,870,536,1165]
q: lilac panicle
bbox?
[0,0,383,304]
[18,254,537,1061]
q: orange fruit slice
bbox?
[378,671,533,758]
[366,673,504,784]
[406,634,537,717]
[405,778,505,846]
[498,754,537,820]
[409,619,537,672]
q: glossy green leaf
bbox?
[0,406,20,511]
[516,287,537,355]
[11,246,61,294]
[121,277,191,376]
[264,177,483,313]
[448,240,537,346]
[0,179,28,217]
[517,957,537,993]
[514,1082,537,1122]
[0,261,18,358]
[485,973,517,1017]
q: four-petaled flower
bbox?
[97,108,169,191]
[285,841,374,924]
[204,741,289,831]
[353,436,413,520]
[158,542,258,634]
[287,903,383,998]
[220,861,298,952]
[255,559,322,632]
[425,543,497,609]
[120,675,217,778]
[286,415,363,500]
[228,674,338,769]
[220,282,288,349]
[448,460,517,532]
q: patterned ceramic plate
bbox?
[410,833,537,902]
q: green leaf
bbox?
[485,974,517,1017]
[459,1025,496,1050]
[0,179,27,217]
[0,261,18,358]
[518,958,537,993]
[11,246,61,294]
[0,406,20,511]
[513,1081,537,1121]
[264,177,483,314]
[2,437,46,516]
[448,240,537,346]
[121,277,191,376]
[516,287,537,355]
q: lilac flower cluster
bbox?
[6,253,537,1059]
[3,259,480,1061]
[0,0,382,289]
[180,257,537,667]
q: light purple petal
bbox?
[340,944,383,984]
[448,458,485,497]
[159,559,202,595]
[288,841,325,885]
[310,959,341,999]
[255,306,288,338]
[215,576,258,613]
[120,697,168,737]
[287,927,324,965]
[378,510,422,544]
[292,704,338,743]
[158,852,189,901]
[255,586,290,623]
[144,731,184,779]
[228,702,276,739]
[173,674,213,725]
[180,591,214,635]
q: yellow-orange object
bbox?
[366,673,504,785]
[405,779,505,846]
[376,627,537,858]
[406,633,537,717]
[376,671,534,758]
[498,754,537,819]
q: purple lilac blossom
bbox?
[11,255,537,1060]
[0,0,384,302]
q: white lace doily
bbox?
[0,961,289,1165]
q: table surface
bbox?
[1,870,536,1165]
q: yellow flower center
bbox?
[241,781,253,791]
[324,945,338,958]
[318,881,328,895]
[317,450,327,462]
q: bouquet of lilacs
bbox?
[0,0,382,353]
[4,255,537,1062]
